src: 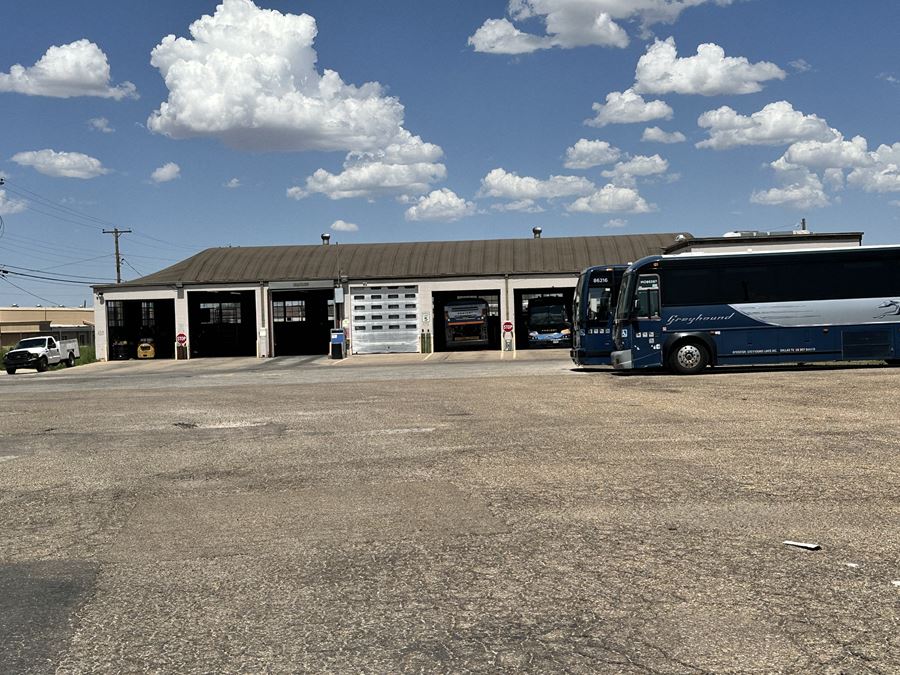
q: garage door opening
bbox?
[272,289,333,356]
[514,288,575,350]
[105,299,176,360]
[188,291,256,358]
[432,290,501,352]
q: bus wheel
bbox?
[669,341,709,375]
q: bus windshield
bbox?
[528,303,568,328]
[615,272,635,321]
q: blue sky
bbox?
[1,0,899,307]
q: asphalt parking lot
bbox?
[1,352,898,673]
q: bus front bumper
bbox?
[610,349,634,370]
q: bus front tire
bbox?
[668,341,709,375]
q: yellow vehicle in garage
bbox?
[136,338,156,359]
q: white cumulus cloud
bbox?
[696,101,836,150]
[469,1,734,55]
[151,162,181,183]
[467,19,551,55]
[11,149,110,179]
[587,89,672,128]
[148,0,409,154]
[567,184,654,213]
[775,135,870,171]
[563,139,621,169]
[288,140,447,200]
[330,219,359,232]
[153,1,447,199]
[0,39,137,99]
[405,188,476,222]
[88,117,114,133]
[0,189,27,215]
[224,178,241,189]
[751,170,829,209]
[847,143,900,193]
[634,38,786,96]
[479,168,595,201]
[601,154,669,186]
[491,200,545,213]
[642,126,686,144]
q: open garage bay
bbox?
[1,354,898,672]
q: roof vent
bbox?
[321,233,331,245]
[532,226,542,239]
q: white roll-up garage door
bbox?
[349,285,419,354]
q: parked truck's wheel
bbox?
[37,357,48,373]
[65,353,75,367]
[5,368,15,375]
[668,340,709,375]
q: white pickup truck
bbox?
[3,336,80,374]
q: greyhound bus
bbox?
[610,245,900,374]
[571,265,627,366]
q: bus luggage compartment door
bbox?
[842,329,892,360]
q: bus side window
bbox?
[635,275,660,318]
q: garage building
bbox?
[91,230,862,361]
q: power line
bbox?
[41,254,116,271]
[1,268,112,285]
[0,230,108,257]
[0,275,63,306]
[0,262,115,281]
[4,178,206,252]
[8,202,107,232]
[121,257,144,278]
[129,230,201,253]
[3,180,115,229]
[115,252,179,262]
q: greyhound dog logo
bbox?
[875,299,900,319]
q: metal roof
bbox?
[97,233,690,289]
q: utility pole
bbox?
[103,227,132,283]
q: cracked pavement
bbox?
[1,353,898,673]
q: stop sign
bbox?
[176,332,187,345]
[502,321,514,333]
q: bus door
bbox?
[573,270,618,364]
[626,274,664,368]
